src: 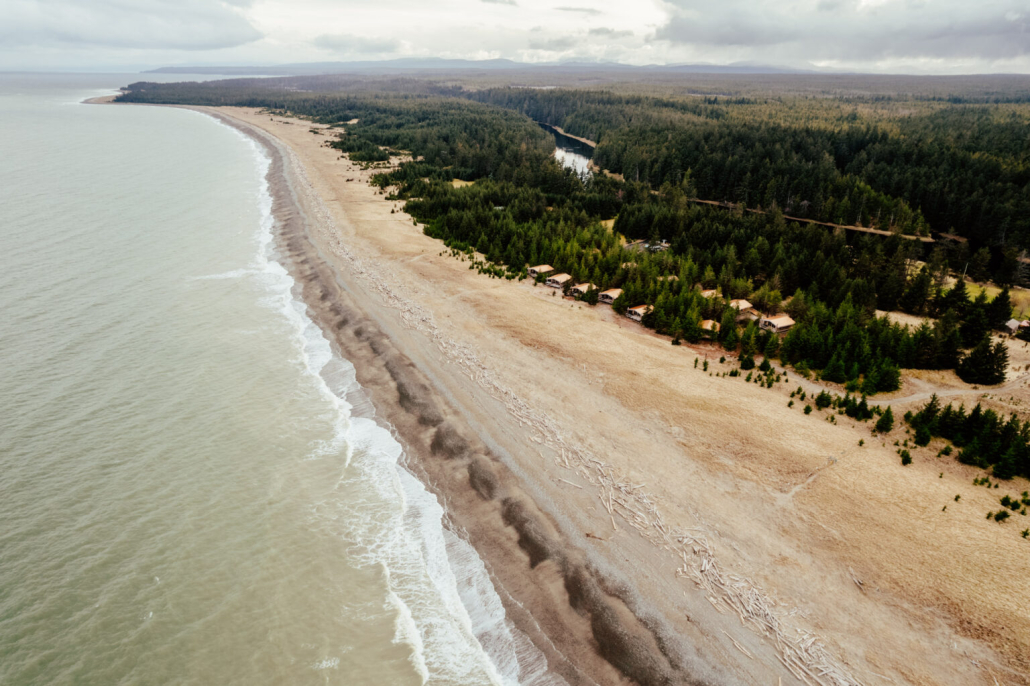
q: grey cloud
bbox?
[555,6,602,15]
[528,36,578,50]
[589,27,633,38]
[653,0,1030,62]
[816,0,844,11]
[0,0,263,50]
[313,33,401,54]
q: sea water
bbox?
[0,74,554,686]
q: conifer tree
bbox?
[957,338,1008,385]
[875,406,894,434]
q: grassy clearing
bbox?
[966,283,1030,319]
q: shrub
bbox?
[759,358,772,372]
[994,510,1010,523]
[788,400,794,407]
[815,390,833,409]
[804,405,812,415]
[900,450,912,465]
[740,354,755,371]
[914,425,932,447]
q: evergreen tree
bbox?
[876,359,902,393]
[968,247,991,283]
[987,288,1013,331]
[957,338,1009,385]
[722,324,740,352]
[960,291,992,347]
[821,353,847,383]
[740,322,760,355]
[899,268,932,314]
[875,406,894,433]
[940,280,970,317]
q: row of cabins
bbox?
[528,265,795,332]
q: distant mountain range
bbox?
[145,58,822,76]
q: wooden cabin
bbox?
[700,319,720,333]
[528,264,554,278]
[759,314,796,334]
[700,289,718,299]
[546,273,572,289]
[598,288,623,305]
[627,305,653,322]
[571,283,595,296]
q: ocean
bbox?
[0,74,545,686]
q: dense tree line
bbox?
[453,87,1030,248]
[118,82,555,181]
[907,395,1030,480]
[387,170,1012,394]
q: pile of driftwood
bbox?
[289,149,866,686]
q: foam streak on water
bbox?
[222,122,563,685]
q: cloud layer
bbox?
[0,0,262,51]
[654,0,1030,64]
[1,0,1028,73]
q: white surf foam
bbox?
[224,121,565,686]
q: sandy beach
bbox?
[163,105,1028,686]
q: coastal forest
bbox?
[118,75,1027,402]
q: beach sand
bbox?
[164,105,1027,685]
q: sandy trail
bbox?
[132,104,1029,685]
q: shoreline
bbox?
[93,98,1029,686]
[196,108,714,685]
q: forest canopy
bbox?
[117,74,1025,395]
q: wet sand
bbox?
[102,101,1029,685]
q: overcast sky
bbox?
[1,0,1028,74]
